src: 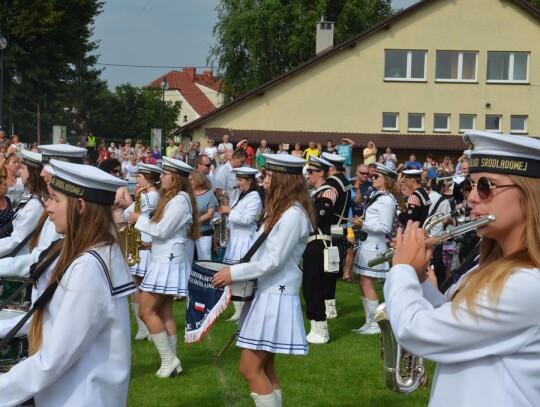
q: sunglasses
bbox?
[463,177,520,200]
[201,163,212,168]
[371,174,382,180]
[357,171,369,176]
[306,168,322,174]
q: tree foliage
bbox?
[209,0,393,101]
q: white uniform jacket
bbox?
[135,191,193,263]
[0,217,61,278]
[0,195,44,258]
[360,192,395,251]
[227,191,262,237]
[0,244,136,407]
[384,264,540,407]
[123,189,160,242]
[230,204,310,295]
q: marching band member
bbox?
[351,164,405,334]
[0,159,135,406]
[0,151,48,258]
[218,166,263,322]
[398,169,431,226]
[129,157,200,378]
[302,155,337,344]
[385,131,540,406]
[212,154,316,407]
[123,163,162,341]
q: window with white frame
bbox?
[485,115,502,132]
[408,113,425,131]
[459,114,476,132]
[487,52,528,82]
[510,115,527,133]
[434,114,451,132]
[384,50,426,81]
[435,51,477,81]
[382,112,399,131]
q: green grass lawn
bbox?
[128,279,432,406]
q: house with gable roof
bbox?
[175,0,540,166]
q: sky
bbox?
[92,0,418,90]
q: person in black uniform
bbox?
[321,152,353,319]
[398,169,431,226]
[302,156,337,344]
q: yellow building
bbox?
[178,0,540,166]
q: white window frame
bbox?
[435,51,478,82]
[459,114,476,132]
[382,112,399,131]
[487,52,529,83]
[485,115,502,132]
[510,115,528,134]
[384,50,427,81]
[408,113,425,132]
[433,114,451,132]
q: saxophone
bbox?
[212,191,229,247]
[119,183,157,266]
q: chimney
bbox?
[316,18,334,54]
[203,70,213,81]
[184,67,196,81]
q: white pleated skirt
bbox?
[140,256,190,296]
[130,249,150,277]
[236,292,308,356]
[224,234,254,264]
[353,243,389,278]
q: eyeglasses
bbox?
[357,171,369,176]
[306,168,322,174]
[463,177,520,200]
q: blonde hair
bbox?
[153,173,200,240]
[28,197,118,354]
[452,176,540,316]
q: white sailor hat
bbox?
[21,150,43,170]
[402,169,423,178]
[49,159,127,205]
[375,163,398,180]
[137,163,163,178]
[308,155,333,171]
[233,166,259,178]
[39,144,87,164]
[321,152,345,167]
[263,153,306,175]
[162,156,194,177]
[463,130,540,178]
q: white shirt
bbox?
[0,244,135,407]
[214,162,240,204]
[228,191,262,236]
[384,264,540,407]
[427,191,451,237]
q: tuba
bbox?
[372,214,495,393]
[119,183,158,266]
[212,191,229,247]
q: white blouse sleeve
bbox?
[228,193,262,227]
[0,198,43,257]
[135,194,191,239]
[362,196,394,235]
[384,264,540,364]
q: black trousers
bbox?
[431,245,445,290]
[302,240,336,321]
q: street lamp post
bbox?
[9,71,22,135]
[0,34,7,130]
[160,76,168,157]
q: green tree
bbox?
[209,0,393,101]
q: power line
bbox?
[96,62,215,69]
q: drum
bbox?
[0,309,28,372]
[0,277,31,307]
[191,261,255,302]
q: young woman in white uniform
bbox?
[212,154,316,407]
[0,151,48,258]
[130,156,200,378]
[218,166,263,322]
[385,131,540,407]
[352,163,405,334]
[0,159,135,407]
[123,163,161,341]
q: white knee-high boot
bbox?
[227,301,244,322]
[352,297,370,333]
[251,392,279,407]
[359,298,380,335]
[325,299,337,319]
[306,320,330,344]
[150,331,182,378]
[131,302,149,340]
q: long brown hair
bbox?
[26,166,48,198]
[28,196,118,354]
[153,173,200,240]
[452,175,540,316]
[29,211,50,251]
[382,176,407,212]
[262,173,316,232]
